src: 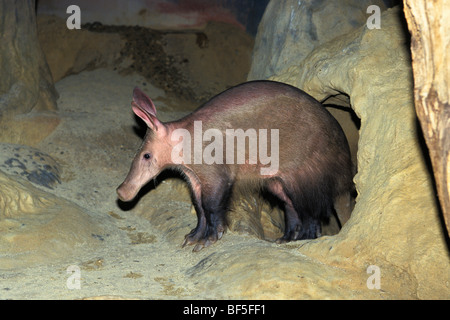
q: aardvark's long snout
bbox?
[116,182,139,202]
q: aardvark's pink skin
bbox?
[117,80,353,251]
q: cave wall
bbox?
[403,0,450,235]
[37,0,269,35]
[249,3,449,298]
[248,0,391,80]
[0,0,59,146]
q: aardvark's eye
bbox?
[143,153,151,160]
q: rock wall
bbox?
[248,0,388,80]
[36,15,254,103]
[403,0,450,235]
[254,5,449,298]
[0,0,59,146]
[37,15,124,83]
[37,0,269,36]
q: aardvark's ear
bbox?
[131,87,160,131]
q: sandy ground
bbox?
[1,69,198,299]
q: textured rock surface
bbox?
[403,0,450,235]
[37,15,125,82]
[0,171,104,269]
[0,144,61,190]
[0,0,58,116]
[37,15,253,103]
[37,0,269,36]
[270,7,449,299]
[248,0,388,80]
[0,0,60,146]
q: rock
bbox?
[248,0,388,80]
[0,1,59,146]
[0,171,104,269]
[37,0,269,36]
[0,111,61,147]
[403,0,450,235]
[37,15,253,104]
[0,144,61,190]
[269,7,449,298]
[161,22,254,102]
[0,0,58,116]
[37,15,125,82]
